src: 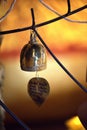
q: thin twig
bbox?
[30,8,87,93]
[0,2,87,129]
[34,29,87,93]
[0,100,30,130]
[67,0,71,13]
[0,4,87,35]
[39,0,87,23]
[0,0,16,22]
[31,8,35,27]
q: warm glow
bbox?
[0,0,87,57]
[65,116,85,130]
[1,0,87,124]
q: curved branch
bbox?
[0,5,87,35]
[0,0,16,23]
[39,0,87,23]
[29,3,87,93]
[34,29,87,93]
[0,100,30,130]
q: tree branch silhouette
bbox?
[39,0,87,23]
[30,8,87,93]
[0,2,87,129]
[0,0,16,23]
[0,4,87,35]
[0,3,87,92]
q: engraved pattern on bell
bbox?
[20,31,47,71]
[28,77,50,106]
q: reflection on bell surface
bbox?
[20,31,47,71]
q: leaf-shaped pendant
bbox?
[28,77,50,106]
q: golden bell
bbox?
[20,31,47,71]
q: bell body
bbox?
[20,41,47,71]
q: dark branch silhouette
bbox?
[30,8,87,93]
[0,2,87,92]
[0,0,16,22]
[0,2,87,129]
[0,4,87,35]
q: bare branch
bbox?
[34,29,87,93]
[0,2,87,127]
[0,100,30,130]
[0,0,16,23]
[29,9,87,93]
[39,0,87,23]
[31,8,35,27]
[67,0,71,13]
[0,4,87,36]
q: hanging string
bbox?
[35,71,39,78]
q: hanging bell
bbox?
[20,31,47,71]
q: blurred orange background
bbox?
[0,0,87,125]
